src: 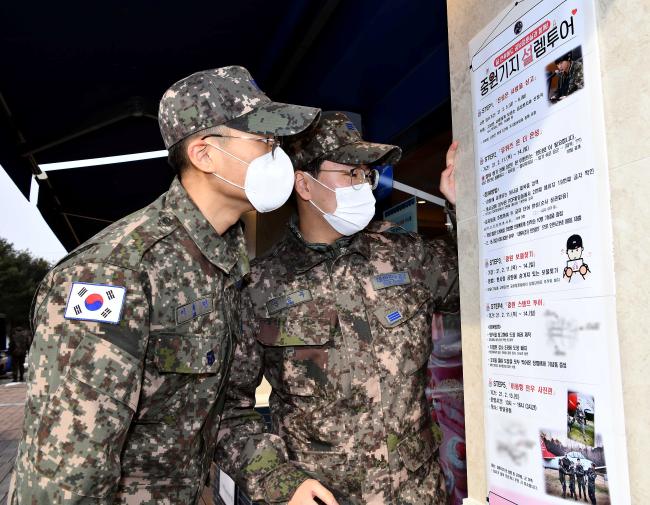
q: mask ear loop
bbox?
[303,171,335,193]
[207,141,250,166]
[308,198,328,215]
[303,171,364,227]
[211,172,245,190]
[302,171,335,215]
[206,142,248,191]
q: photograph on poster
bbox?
[540,429,609,504]
[568,391,595,446]
[547,45,584,103]
[562,233,592,282]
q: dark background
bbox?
[0,0,453,251]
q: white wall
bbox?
[446,0,650,502]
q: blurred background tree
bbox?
[0,238,50,326]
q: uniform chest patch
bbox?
[176,297,214,325]
[64,282,126,325]
[371,271,411,290]
[386,310,403,324]
[266,289,313,315]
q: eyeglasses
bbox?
[201,134,281,157]
[316,167,380,190]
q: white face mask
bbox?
[305,172,376,236]
[208,144,295,213]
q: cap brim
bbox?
[225,101,321,137]
[328,140,402,166]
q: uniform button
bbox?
[161,215,174,226]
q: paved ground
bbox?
[0,374,215,505]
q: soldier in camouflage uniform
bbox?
[567,462,577,499]
[216,111,460,504]
[575,459,587,501]
[559,454,571,498]
[9,66,320,504]
[586,463,598,505]
[9,326,31,382]
[575,402,587,441]
[551,52,584,101]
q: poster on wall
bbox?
[469,1,630,503]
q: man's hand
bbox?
[439,141,459,205]
[288,479,339,505]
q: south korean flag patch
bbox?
[64,282,127,325]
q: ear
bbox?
[294,171,312,202]
[187,137,217,174]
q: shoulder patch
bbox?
[372,271,411,290]
[266,289,313,315]
[104,202,177,269]
[176,297,214,325]
[64,282,126,325]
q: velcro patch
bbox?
[266,289,313,315]
[371,271,411,290]
[386,310,403,324]
[64,282,126,325]
[176,297,214,325]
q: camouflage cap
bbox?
[158,66,321,148]
[284,111,402,170]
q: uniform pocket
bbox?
[33,334,140,498]
[256,301,333,397]
[152,332,223,374]
[293,450,348,473]
[396,426,436,472]
[371,282,433,375]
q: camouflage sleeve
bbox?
[215,294,311,504]
[420,236,460,315]
[568,62,584,94]
[11,262,149,503]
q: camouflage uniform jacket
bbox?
[557,60,584,97]
[10,177,249,504]
[216,220,459,504]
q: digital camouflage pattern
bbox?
[158,66,320,148]
[555,60,584,98]
[9,177,250,504]
[284,111,402,170]
[216,219,460,504]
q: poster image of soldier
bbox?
[562,233,591,282]
[546,45,585,103]
[540,429,609,504]
[568,391,596,446]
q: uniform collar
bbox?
[165,177,250,279]
[285,217,370,273]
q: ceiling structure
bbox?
[0,0,452,251]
